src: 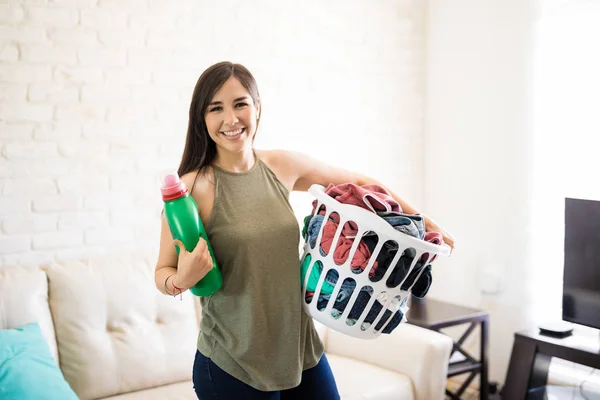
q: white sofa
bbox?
[0,253,452,400]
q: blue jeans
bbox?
[192,350,340,399]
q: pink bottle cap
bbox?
[161,172,188,201]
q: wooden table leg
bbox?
[502,335,538,400]
[480,317,489,400]
[529,352,551,392]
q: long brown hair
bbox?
[177,62,261,177]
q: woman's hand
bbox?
[172,238,213,290]
[425,217,455,252]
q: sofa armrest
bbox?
[325,323,452,400]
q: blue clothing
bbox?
[193,350,340,400]
[307,214,327,255]
[373,211,426,240]
[301,209,433,333]
[315,290,405,334]
[304,213,432,298]
[363,235,432,298]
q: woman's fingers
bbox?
[443,235,455,252]
[192,237,207,255]
[172,239,186,253]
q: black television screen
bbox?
[562,197,600,330]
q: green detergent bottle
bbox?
[161,172,222,296]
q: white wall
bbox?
[531,1,600,393]
[0,1,426,269]
[424,0,540,386]
[6,0,562,390]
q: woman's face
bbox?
[204,76,260,155]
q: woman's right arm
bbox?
[154,173,214,296]
[155,214,181,296]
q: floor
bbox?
[445,378,502,400]
[445,380,600,399]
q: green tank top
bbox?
[196,155,324,391]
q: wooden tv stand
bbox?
[502,325,600,399]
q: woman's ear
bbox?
[256,98,261,120]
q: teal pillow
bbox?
[0,322,78,400]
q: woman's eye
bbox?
[235,102,248,108]
[209,106,222,112]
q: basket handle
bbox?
[308,184,451,257]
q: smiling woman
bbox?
[176,62,262,177]
[153,61,454,400]
[204,82,260,155]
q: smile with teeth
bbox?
[221,127,245,137]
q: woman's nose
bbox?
[224,109,239,126]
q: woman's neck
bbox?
[213,148,255,173]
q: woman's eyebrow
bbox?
[208,96,249,106]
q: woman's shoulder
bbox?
[257,148,301,172]
[180,168,215,221]
[255,148,278,162]
[180,168,215,200]
[255,148,300,168]
[255,149,297,191]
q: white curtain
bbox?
[531,0,600,321]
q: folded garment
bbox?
[307,214,377,277]
[316,290,403,334]
[402,264,432,298]
[301,254,359,296]
[300,183,445,332]
[362,227,442,298]
[375,211,426,240]
[312,183,401,214]
[422,231,443,263]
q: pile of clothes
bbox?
[300,183,444,334]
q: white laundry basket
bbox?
[301,184,451,339]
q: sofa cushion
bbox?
[326,323,452,400]
[99,355,413,400]
[0,322,78,400]
[0,266,59,363]
[44,254,199,400]
[327,353,414,400]
[99,380,196,400]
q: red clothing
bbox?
[309,183,443,278]
[318,217,378,277]
[422,231,443,262]
[312,183,401,214]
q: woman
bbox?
[155,61,454,400]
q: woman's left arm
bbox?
[279,150,455,251]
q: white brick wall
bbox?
[0,0,425,266]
